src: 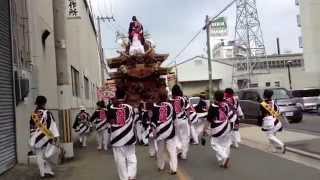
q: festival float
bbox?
[105,16,171,108]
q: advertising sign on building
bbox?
[210,17,228,37]
[66,0,81,18]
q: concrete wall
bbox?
[177,57,233,88]
[58,0,101,110]
[15,0,59,164]
[250,68,320,90]
[300,0,320,73]
[180,80,221,96]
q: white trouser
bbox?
[210,134,232,162]
[157,137,178,172]
[79,134,88,147]
[231,130,241,146]
[149,137,158,157]
[265,131,284,149]
[35,148,54,177]
[97,129,109,150]
[113,145,137,180]
[135,122,144,143]
[175,118,190,159]
[190,124,199,144]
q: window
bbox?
[266,82,271,87]
[274,81,280,87]
[249,83,259,88]
[71,66,80,97]
[84,76,89,99]
[272,88,289,99]
[242,91,260,102]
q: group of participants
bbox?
[29,85,286,180]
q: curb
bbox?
[242,137,320,161]
[286,146,320,160]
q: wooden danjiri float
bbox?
[106,16,171,108]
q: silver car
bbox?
[238,88,303,123]
[291,89,320,113]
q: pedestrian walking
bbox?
[259,89,286,153]
[171,85,190,160]
[90,101,109,151]
[108,88,137,180]
[204,91,232,168]
[30,96,60,178]
[73,106,91,147]
[224,88,244,148]
[151,92,178,175]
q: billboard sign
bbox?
[210,17,228,37]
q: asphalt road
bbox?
[3,139,320,180]
[288,113,320,134]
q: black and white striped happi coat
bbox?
[152,102,175,141]
[91,109,109,132]
[73,112,91,135]
[109,104,136,147]
[30,109,60,149]
[207,102,231,138]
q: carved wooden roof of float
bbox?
[107,49,169,69]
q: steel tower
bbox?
[235,0,265,56]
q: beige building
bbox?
[296,0,320,86]
[9,0,103,170]
[176,56,233,96]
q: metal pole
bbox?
[97,16,105,82]
[205,15,213,101]
[287,62,292,90]
[174,60,178,84]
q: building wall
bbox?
[180,80,221,96]
[249,67,320,90]
[59,0,101,110]
[177,57,233,86]
[300,0,320,74]
[14,0,59,164]
[176,56,233,96]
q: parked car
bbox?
[238,88,303,124]
[290,89,320,113]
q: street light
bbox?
[286,60,293,90]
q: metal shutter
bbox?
[0,0,17,174]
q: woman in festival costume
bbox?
[259,89,286,153]
[203,91,232,168]
[90,101,109,151]
[73,106,91,147]
[151,92,178,175]
[108,88,137,180]
[170,85,190,160]
[30,96,60,178]
[224,88,244,148]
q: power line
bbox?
[170,0,237,66]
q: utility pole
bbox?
[205,15,213,101]
[97,16,114,82]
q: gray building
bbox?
[1,0,104,173]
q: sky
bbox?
[91,0,302,65]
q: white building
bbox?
[176,56,233,96]
[296,0,320,80]
[213,41,247,59]
[4,0,104,172]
